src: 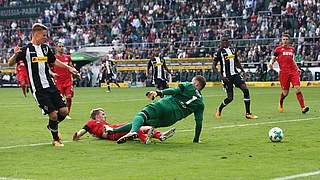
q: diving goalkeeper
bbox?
[106,75,206,144]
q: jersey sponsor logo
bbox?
[155,62,163,66]
[282,52,293,56]
[32,56,48,63]
[224,54,235,61]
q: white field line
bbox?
[0,141,72,150]
[179,116,320,132]
[0,117,319,150]
[271,170,320,180]
[0,177,31,180]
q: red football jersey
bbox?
[85,119,127,141]
[16,60,27,75]
[274,46,297,72]
[54,54,73,82]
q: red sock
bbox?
[137,130,146,142]
[21,85,27,97]
[296,92,305,108]
[279,93,286,107]
[66,98,72,113]
[153,129,161,140]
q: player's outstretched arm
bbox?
[54,59,79,76]
[193,109,204,143]
[73,129,87,141]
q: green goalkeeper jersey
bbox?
[143,82,204,142]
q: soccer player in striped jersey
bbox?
[101,56,120,92]
[212,36,258,119]
[147,48,171,90]
[8,23,79,147]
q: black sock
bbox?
[243,89,251,114]
[219,98,232,112]
[57,112,66,124]
[244,100,250,114]
[48,120,59,141]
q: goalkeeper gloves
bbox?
[146,91,163,100]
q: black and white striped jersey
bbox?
[214,48,239,77]
[103,60,115,75]
[147,56,167,81]
[15,43,56,92]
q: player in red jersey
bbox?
[72,108,176,144]
[15,60,30,97]
[53,42,74,119]
[269,33,309,114]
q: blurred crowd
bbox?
[0,0,319,66]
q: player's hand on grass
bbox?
[146,91,157,100]
[73,132,80,141]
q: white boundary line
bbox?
[0,117,319,150]
[0,141,72,150]
[0,177,31,180]
[271,170,320,180]
[179,116,320,132]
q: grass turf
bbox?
[0,87,319,180]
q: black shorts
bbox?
[223,74,245,92]
[34,87,66,114]
[154,78,168,90]
[106,73,115,81]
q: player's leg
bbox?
[50,88,68,124]
[279,72,290,112]
[237,81,258,119]
[106,79,111,92]
[291,72,309,113]
[35,90,63,146]
[216,80,234,119]
[65,85,74,119]
[116,109,157,144]
[20,79,27,97]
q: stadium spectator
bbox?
[267,67,279,81]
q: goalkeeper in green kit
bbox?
[106,75,206,144]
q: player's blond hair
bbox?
[32,23,48,34]
[90,108,105,119]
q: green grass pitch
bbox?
[0,87,319,180]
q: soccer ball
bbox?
[268,127,284,142]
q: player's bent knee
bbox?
[58,107,69,116]
[49,112,58,121]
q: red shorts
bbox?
[56,81,74,97]
[17,72,30,85]
[279,71,300,90]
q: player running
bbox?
[269,33,309,114]
[101,56,120,92]
[147,48,171,90]
[213,36,258,119]
[106,75,206,144]
[53,42,74,119]
[15,60,30,97]
[73,108,176,144]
